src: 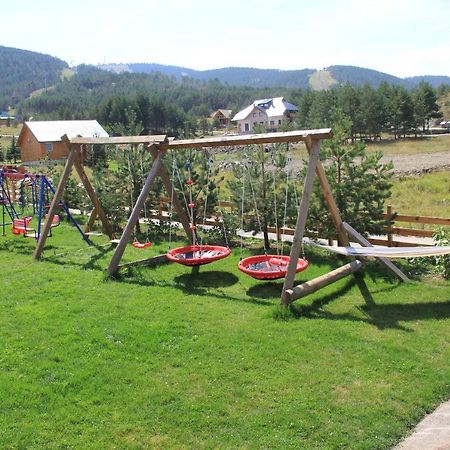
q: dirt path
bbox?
[381,151,450,175]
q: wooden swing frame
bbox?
[33,128,408,304]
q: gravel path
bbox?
[381,151,450,175]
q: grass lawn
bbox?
[366,134,450,156]
[389,171,450,219]
[1,223,449,448]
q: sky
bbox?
[2,0,450,77]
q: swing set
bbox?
[30,129,450,305]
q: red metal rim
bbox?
[238,254,308,280]
[166,245,231,266]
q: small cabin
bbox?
[18,120,109,163]
[211,109,233,127]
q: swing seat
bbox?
[166,244,231,266]
[12,216,33,235]
[132,241,153,249]
[238,254,308,280]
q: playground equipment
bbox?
[32,129,450,305]
[1,166,91,244]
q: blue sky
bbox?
[2,0,450,77]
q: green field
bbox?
[366,134,450,156]
[0,223,449,449]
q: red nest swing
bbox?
[238,254,308,280]
[166,244,231,267]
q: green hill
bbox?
[0,45,68,110]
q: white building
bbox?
[232,97,298,134]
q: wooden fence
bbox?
[150,200,449,247]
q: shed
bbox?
[18,120,109,163]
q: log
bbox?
[284,260,363,304]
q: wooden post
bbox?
[85,207,98,233]
[281,138,321,304]
[33,137,78,260]
[73,157,113,238]
[284,260,363,304]
[107,149,163,276]
[149,147,192,240]
[342,221,408,282]
[387,205,393,247]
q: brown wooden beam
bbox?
[107,148,163,276]
[69,135,167,145]
[284,260,363,304]
[281,138,321,304]
[162,129,333,150]
[33,136,78,260]
[73,156,114,239]
[342,222,409,282]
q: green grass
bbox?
[1,223,449,448]
[366,135,450,156]
[389,171,450,218]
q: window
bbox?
[252,113,256,117]
[270,120,275,126]
[244,123,250,132]
[278,119,282,125]
[44,143,53,153]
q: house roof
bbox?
[211,109,232,119]
[232,97,298,121]
[20,120,109,143]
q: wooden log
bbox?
[73,157,114,238]
[284,260,363,304]
[69,135,167,145]
[281,138,321,304]
[390,227,434,238]
[342,222,409,282]
[162,129,333,150]
[33,137,78,260]
[367,237,433,247]
[107,149,163,276]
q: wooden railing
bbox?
[150,200,449,247]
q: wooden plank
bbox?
[162,129,333,150]
[69,135,167,145]
[107,149,163,276]
[285,260,363,304]
[342,222,409,282]
[73,156,114,238]
[33,137,78,260]
[390,227,434,238]
[117,254,169,270]
[367,237,433,247]
[281,138,321,304]
[384,213,450,226]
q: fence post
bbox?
[387,205,393,247]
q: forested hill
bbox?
[0,45,68,110]
[99,63,450,89]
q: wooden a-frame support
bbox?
[33,135,114,260]
[280,135,408,305]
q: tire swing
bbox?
[237,145,308,280]
[166,151,231,267]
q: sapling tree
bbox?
[304,110,393,240]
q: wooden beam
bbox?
[33,137,78,260]
[385,213,450,227]
[281,138,321,304]
[284,260,364,304]
[149,147,192,240]
[314,159,351,247]
[73,156,114,239]
[342,222,409,282]
[69,135,167,145]
[107,148,163,276]
[162,129,333,150]
[85,207,98,233]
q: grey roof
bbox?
[232,97,298,121]
[24,120,109,142]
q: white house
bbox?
[232,97,298,134]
